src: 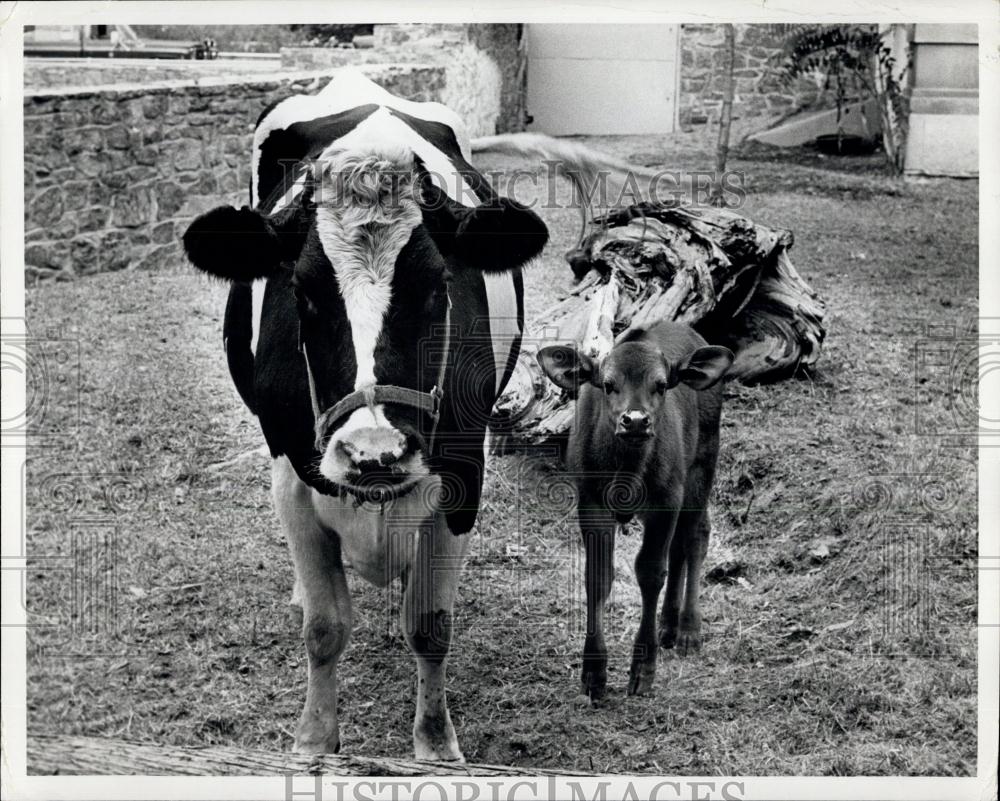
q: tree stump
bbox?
[492,201,826,445]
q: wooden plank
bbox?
[27,735,596,777]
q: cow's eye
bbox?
[603,381,617,395]
[654,380,668,395]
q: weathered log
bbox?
[27,734,595,777]
[491,202,826,444]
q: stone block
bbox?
[106,125,138,150]
[100,230,132,272]
[25,241,72,272]
[71,236,99,273]
[142,94,169,119]
[134,146,159,166]
[135,243,178,272]
[191,172,218,195]
[77,206,111,232]
[76,151,113,180]
[100,168,130,191]
[140,125,165,146]
[91,100,120,125]
[28,186,64,228]
[157,182,187,220]
[152,221,176,244]
[217,169,239,195]
[62,181,90,212]
[111,186,156,228]
[61,126,104,156]
[170,139,204,172]
[740,25,782,48]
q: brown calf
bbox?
[538,322,733,699]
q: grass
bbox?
[24,137,978,775]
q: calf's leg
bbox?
[628,508,678,695]
[676,509,710,655]
[658,531,687,649]
[402,512,469,761]
[273,457,353,754]
[579,506,617,701]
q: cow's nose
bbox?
[617,410,651,436]
[338,428,409,471]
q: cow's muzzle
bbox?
[314,385,443,504]
[314,384,442,453]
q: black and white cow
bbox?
[183,70,547,759]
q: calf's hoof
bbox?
[675,629,702,656]
[580,664,608,702]
[414,712,463,762]
[658,627,677,650]
[627,660,657,696]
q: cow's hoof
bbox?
[627,661,656,696]
[293,735,341,754]
[658,628,677,650]
[414,713,463,761]
[294,717,340,754]
[675,630,702,656]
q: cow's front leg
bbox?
[402,512,469,761]
[273,457,353,754]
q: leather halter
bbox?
[301,296,452,454]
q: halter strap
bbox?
[304,296,452,453]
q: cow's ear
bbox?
[537,345,598,391]
[676,346,734,390]
[183,206,281,283]
[453,197,548,272]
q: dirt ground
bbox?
[24,135,978,776]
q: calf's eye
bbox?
[603,382,616,395]
[654,380,668,395]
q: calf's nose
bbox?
[339,428,409,471]
[617,410,651,436]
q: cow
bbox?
[536,322,733,701]
[182,70,549,759]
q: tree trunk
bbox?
[26,734,596,777]
[710,24,737,206]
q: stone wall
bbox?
[281,23,526,135]
[23,64,445,282]
[24,57,281,91]
[680,24,826,127]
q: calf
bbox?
[537,322,733,699]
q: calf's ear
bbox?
[537,345,598,391]
[676,346,734,390]
[453,197,548,273]
[183,206,282,283]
